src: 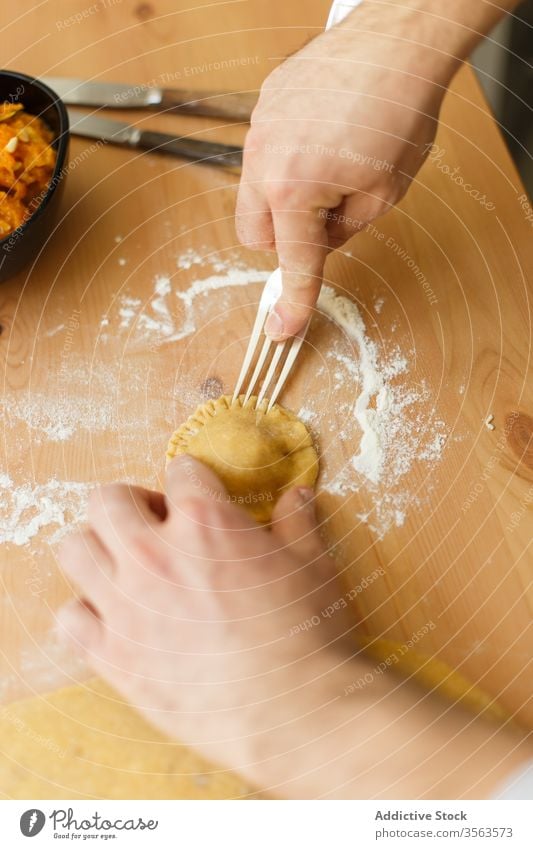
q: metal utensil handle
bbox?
[138,130,243,169]
[160,89,258,122]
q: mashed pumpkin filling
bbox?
[0,102,57,236]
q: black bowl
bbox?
[0,70,70,282]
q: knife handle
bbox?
[137,130,243,170]
[159,89,257,122]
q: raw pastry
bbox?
[0,678,253,800]
[166,395,318,522]
[0,654,506,799]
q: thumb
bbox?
[165,454,255,531]
[265,207,328,340]
[271,486,325,562]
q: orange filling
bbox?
[0,102,57,237]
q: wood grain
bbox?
[0,0,531,751]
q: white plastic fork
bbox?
[232,268,310,411]
[232,0,362,411]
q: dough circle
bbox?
[166,395,318,522]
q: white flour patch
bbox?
[137,274,175,337]
[43,324,65,339]
[118,296,141,329]
[0,474,90,546]
[108,259,269,346]
[312,285,448,536]
[0,392,113,443]
[176,247,249,274]
[176,247,207,270]
[297,406,320,427]
[171,268,270,343]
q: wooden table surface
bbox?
[1,0,532,738]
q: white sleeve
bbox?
[325,0,364,30]
[492,760,533,799]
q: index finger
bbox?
[265,204,329,340]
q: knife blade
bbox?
[67,108,243,170]
[44,77,256,122]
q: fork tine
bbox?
[233,266,309,409]
[256,340,287,408]
[232,270,281,403]
[232,304,269,403]
[266,319,311,411]
[243,335,272,405]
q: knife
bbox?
[44,76,257,122]
[67,108,243,170]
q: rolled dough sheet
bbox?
[360,638,510,724]
[0,640,509,799]
[0,677,255,800]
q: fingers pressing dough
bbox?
[166,395,318,522]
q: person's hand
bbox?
[57,455,533,798]
[57,456,356,781]
[236,4,458,339]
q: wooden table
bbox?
[1,0,532,744]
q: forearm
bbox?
[242,652,533,799]
[236,0,523,337]
[334,0,521,87]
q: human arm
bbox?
[236,0,523,339]
[57,456,533,798]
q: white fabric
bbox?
[326,0,363,30]
[492,760,533,800]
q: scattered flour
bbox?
[171,268,270,342]
[44,324,66,339]
[0,391,113,443]
[119,296,141,328]
[137,274,174,337]
[108,260,270,345]
[318,286,386,485]
[1,248,448,547]
[313,285,448,535]
[0,474,89,546]
[176,247,240,273]
[297,407,317,426]
[176,247,206,270]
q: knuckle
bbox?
[391,173,411,202]
[89,484,122,515]
[281,272,318,293]
[59,533,83,566]
[235,214,275,251]
[123,528,163,564]
[266,181,296,208]
[243,126,265,158]
[235,211,269,249]
[174,494,216,527]
[353,197,390,224]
